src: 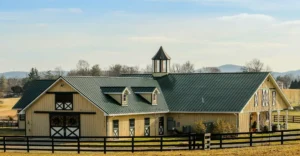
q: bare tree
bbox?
[181,61,195,73]
[108,64,123,76]
[241,58,271,72]
[170,63,182,73]
[276,74,293,89]
[90,65,102,76]
[142,64,153,74]
[200,67,221,73]
[54,67,64,77]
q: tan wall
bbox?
[25,79,106,136]
[107,113,167,136]
[18,120,25,129]
[282,89,300,106]
[168,113,237,132]
[239,113,250,132]
[243,75,289,113]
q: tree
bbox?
[241,58,271,72]
[28,68,40,80]
[90,64,102,76]
[11,85,23,95]
[142,64,153,74]
[43,70,56,79]
[0,76,7,97]
[276,74,293,89]
[76,60,90,76]
[200,67,221,73]
[170,61,195,73]
[108,64,123,76]
[54,67,64,77]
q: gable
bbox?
[242,75,292,112]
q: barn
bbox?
[13,47,292,137]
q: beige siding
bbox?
[25,80,106,136]
[243,75,289,113]
[282,89,300,106]
[48,80,74,92]
[107,114,167,136]
[239,113,250,132]
[168,113,237,132]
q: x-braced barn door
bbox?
[50,114,80,138]
[129,119,135,136]
[113,120,119,137]
[144,118,150,136]
[159,117,164,135]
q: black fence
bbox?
[0,120,18,128]
[1,129,300,153]
[273,115,300,123]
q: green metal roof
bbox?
[62,76,169,115]
[131,87,157,93]
[15,72,270,114]
[156,73,269,112]
[100,87,126,93]
[12,80,55,109]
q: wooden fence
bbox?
[273,115,300,123]
[1,129,300,153]
[0,120,18,128]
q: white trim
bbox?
[108,111,169,116]
[169,111,239,114]
[103,92,123,94]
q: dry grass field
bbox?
[0,98,20,120]
[1,143,300,156]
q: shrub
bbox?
[272,124,278,132]
[193,120,206,134]
[212,119,237,134]
[263,125,269,132]
[251,121,257,129]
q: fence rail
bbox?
[273,115,300,123]
[0,120,18,128]
[1,129,300,153]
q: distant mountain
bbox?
[218,64,243,72]
[0,71,29,78]
[0,71,68,79]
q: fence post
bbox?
[188,134,191,150]
[51,137,54,153]
[3,136,6,152]
[193,134,196,150]
[104,137,106,154]
[281,131,284,145]
[131,137,134,153]
[220,134,222,149]
[26,136,29,153]
[250,133,253,147]
[160,136,163,151]
[77,137,80,154]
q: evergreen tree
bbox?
[290,80,296,89]
[90,65,102,76]
[297,80,300,89]
[28,68,40,80]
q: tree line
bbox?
[0,58,298,98]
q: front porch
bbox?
[249,110,289,132]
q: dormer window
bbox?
[131,87,160,105]
[101,86,130,106]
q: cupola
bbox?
[152,46,171,77]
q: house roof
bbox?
[152,46,171,60]
[12,80,56,109]
[61,76,169,115]
[131,87,157,93]
[100,87,127,93]
[156,72,269,112]
[14,72,274,115]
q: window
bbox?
[55,93,73,110]
[129,119,135,127]
[19,114,25,121]
[254,92,258,107]
[123,94,127,101]
[144,118,150,136]
[156,60,160,72]
[129,119,135,136]
[153,94,156,101]
[272,91,276,106]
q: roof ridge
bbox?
[168,72,270,75]
[63,76,154,79]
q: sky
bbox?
[1,0,300,73]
